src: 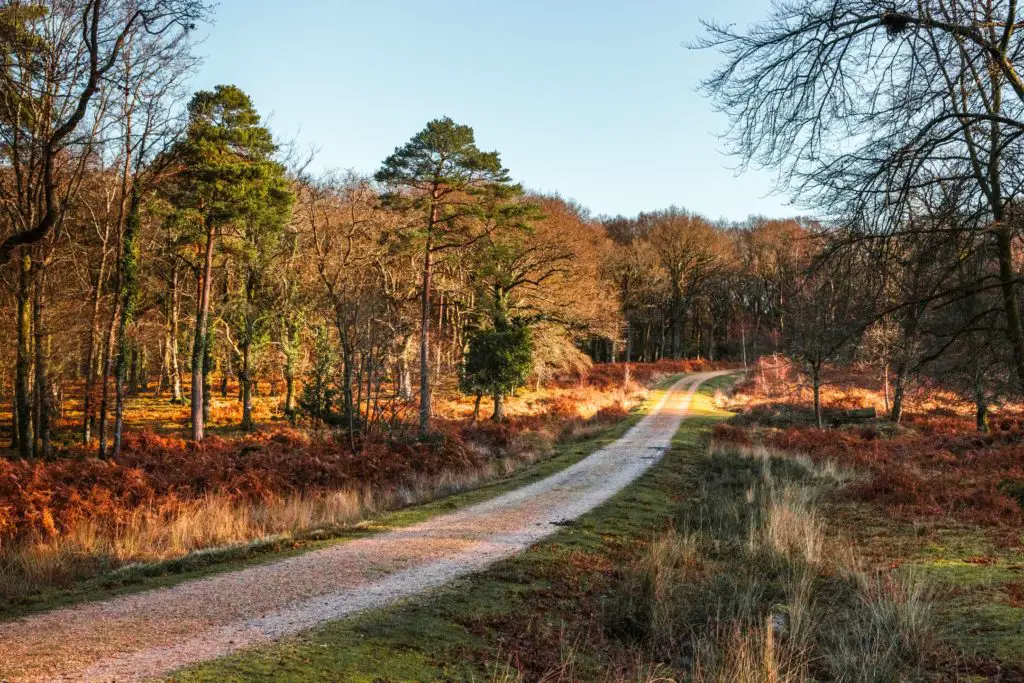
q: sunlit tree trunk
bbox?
[191,219,216,441]
[97,302,119,458]
[15,254,32,459]
[169,267,184,404]
[32,272,50,458]
[419,220,434,436]
[113,190,142,457]
[82,238,110,443]
[240,339,253,431]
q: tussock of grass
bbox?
[600,442,935,682]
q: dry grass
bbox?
[0,378,643,601]
[598,441,935,683]
[1,489,366,595]
[0,442,558,599]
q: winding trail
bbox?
[0,371,727,682]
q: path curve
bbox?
[0,371,727,681]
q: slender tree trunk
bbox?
[434,293,444,377]
[670,294,683,360]
[470,392,482,425]
[15,254,32,459]
[889,366,906,424]
[169,270,183,404]
[191,220,216,441]
[10,390,18,451]
[491,391,505,423]
[32,273,49,458]
[398,334,414,399]
[284,371,296,421]
[82,241,109,443]
[240,340,253,431]
[740,324,748,376]
[419,225,434,437]
[223,344,233,398]
[975,376,989,433]
[97,301,119,458]
[344,339,354,435]
[882,363,890,415]
[812,365,822,429]
[994,227,1024,393]
[113,190,142,458]
[158,336,169,396]
[202,331,213,424]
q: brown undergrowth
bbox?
[0,362,688,602]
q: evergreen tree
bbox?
[170,85,292,441]
[461,324,533,423]
[375,117,520,436]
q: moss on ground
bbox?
[833,482,1024,676]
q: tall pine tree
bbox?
[170,85,292,441]
[375,117,520,436]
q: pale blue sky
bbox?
[189,1,793,221]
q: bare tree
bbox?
[699,0,1024,391]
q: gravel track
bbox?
[0,371,726,682]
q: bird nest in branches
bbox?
[881,10,911,36]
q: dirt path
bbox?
[0,371,727,682]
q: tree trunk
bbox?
[222,345,232,399]
[970,370,987,430]
[97,301,119,458]
[491,391,505,423]
[169,268,184,404]
[82,240,109,443]
[202,331,213,424]
[240,340,254,432]
[889,366,906,424]
[975,378,989,433]
[10,391,18,451]
[32,273,49,458]
[419,225,434,437]
[995,226,1024,393]
[670,295,683,360]
[397,335,414,399]
[740,324,748,376]
[113,189,142,458]
[882,363,890,415]
[471,392,482,425]
[15,254,32,459]
[812,367,822,429]
[158,336,169,396]
[190,220,216,441]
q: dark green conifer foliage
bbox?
[460,325,533,423]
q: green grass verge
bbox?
[837,501,1024,672]
[173,375,737,682]
[1,374,698,622]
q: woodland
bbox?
[1,1,1024,680]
